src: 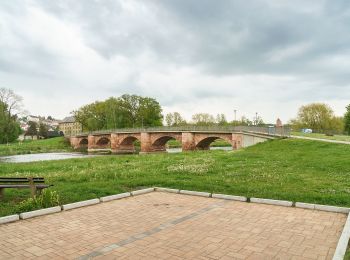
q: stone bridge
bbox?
[69,126,286,153]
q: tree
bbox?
[73,94,163,131]
[216,114,227,126]
[39,122,49,139]
[26,121,38,139]
[192,113,215,126]
[0,101,21,143]
[254,116,264,126]
[165,112,186,126]
[344,104,350,135]
[291,103,341,133]
[0,88,23,116]
[0,88,23,143]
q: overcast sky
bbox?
[1,0,350,123]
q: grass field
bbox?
[1,138,350,217]
[0,137,72,156]
[292,131,350,142]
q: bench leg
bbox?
[28,177,37,198]
[0,188,3,200]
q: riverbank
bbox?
[1,138,350,217]
[0,137,72,156]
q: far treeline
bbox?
[73,94,265,132]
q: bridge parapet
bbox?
[72,126,290,138]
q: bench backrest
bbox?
[0,177,45,183]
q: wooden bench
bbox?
[0,177,52,199]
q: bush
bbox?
[16,190,60,213]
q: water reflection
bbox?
[0,153,95,163]
[0,147,232,163]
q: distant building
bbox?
[276,118,283,127]
[59,116,82,136]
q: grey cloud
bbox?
[0,0,349,119]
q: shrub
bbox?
[16,190,60,213]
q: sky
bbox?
[1,0,350,123]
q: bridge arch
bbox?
[96,136,111,147]
[114,134,141,154]
[196,135,232,150]
[79,138,88,146]
[119,135,141,145]
[150,134,182,152]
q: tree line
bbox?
[290,103,350,134]
[165,112,264,127]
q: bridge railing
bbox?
[72,126,290,137]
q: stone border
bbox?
[296,202,350,213]
[333,213,350,260]
[0,214,19,224]
[250,197,293,207]
[212,193,247,202]
[131,188,155,196]
[179,190,211,197]
[100,192,131,202]
[1,186,350,260]
[19,206,61,220]
[62,198,100,211]
[154,187,179,193]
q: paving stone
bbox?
[0,192,346,259]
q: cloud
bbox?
[0,0,349,122]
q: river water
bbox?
[0,147,232,163]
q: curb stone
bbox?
[333,214,350,260]
[154,187,180,193]
[314,204,350,214]
[100,192,131,202]
[179,190,210,197]
[19,206,61,220]
[250,198,293,207]
[295,202,315,210]
[0,214,19,224]
[131,188,155,196]
[212,194,247,202]
[62,198,100,211]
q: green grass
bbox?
[0,137,72,156]
[1,138,350,217]
[345,248,350,260]
[292,131,350,142]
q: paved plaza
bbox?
[0,192,346,259]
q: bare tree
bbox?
[0,88,23,116]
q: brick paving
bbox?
[0,192,346,259]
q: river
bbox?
[0,147,232,163]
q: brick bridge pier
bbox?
[69,127,285,153]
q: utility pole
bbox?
[255,112,258,126]
[234,109,237,121]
